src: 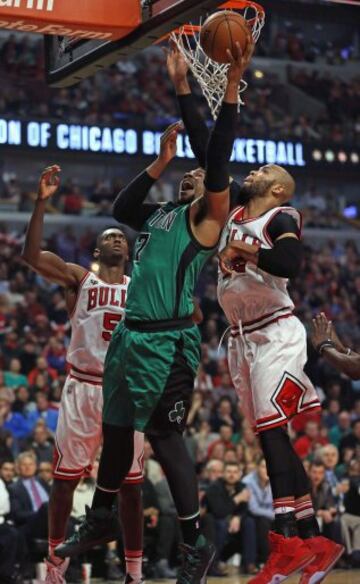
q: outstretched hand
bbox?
[311,313,333,351]
[38,165,61,201]
[158,121,184,165]
[226,38,254,85]
[164,38,189,84]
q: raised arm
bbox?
[167,41,244,209]
[112,122,182,231]
[311,313,360,380]
[166,41,209,169]
[190,41,254,248]
[21,165,85,288]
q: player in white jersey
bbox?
[218,164,344,584]
[165,49,344,583]
[22,165,144,584]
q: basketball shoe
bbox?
[54,505,121,558]
[299,536,345,584]
[177,534,216,584]
[248,531,315,584]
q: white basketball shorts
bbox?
[53,375,144,482]
[227,314,321,433]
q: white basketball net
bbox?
[170,4,265,120]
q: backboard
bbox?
[45,0,226,88]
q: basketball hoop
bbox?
[164,0,265,119]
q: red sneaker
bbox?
[299,536,345,584]
[248,531,315,584]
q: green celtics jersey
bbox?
[125,202,215,321]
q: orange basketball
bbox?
[200,10,250,64]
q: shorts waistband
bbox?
[69,368,103,386]
[231,308,293,336]
[124,316,193,332]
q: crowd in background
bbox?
[0,3,359,580]
[259,28,357,65]
[1,170,359,229]
[0,225,359,580]
[0,34,359,145]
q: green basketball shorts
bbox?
[102,320,201,435]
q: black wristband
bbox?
[316,340,336,355]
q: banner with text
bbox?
[0,118,358,168]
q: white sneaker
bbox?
[44,558,70,584]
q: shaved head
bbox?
[240,164,296,203]
[271,165,296,202]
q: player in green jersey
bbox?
[56,42,254,584]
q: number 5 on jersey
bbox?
[134,233,151,262]
[102,312,122,341]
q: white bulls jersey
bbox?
[218,206,301,329]
[67,271,130,380]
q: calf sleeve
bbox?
[148,432,199,517]
[259,427,295,499]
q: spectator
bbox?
[26,423,54,464]
[308,461,341,543]
[0,388,30,442]
[193,421,219,464]
[339,419,360,461]
[0,475,23,584]
[27,356,58,388]
[37,461,53,488]
[26,393,59,433]
[12,386,32,416]
[320,444,345,487]
[201,460,225,493]
[243,458,274,564]
[323,399,341,429]
[208,425,235,458]
[329,410,352,448]
[4,358,28,389]
[9,451,49,549]
[153,478,178,578]
[203,462,257,574]
[0,460,15,488]
[341,459,360,567]
[210,397,238,433]
[293,420,328,460]
[0,428,14,461]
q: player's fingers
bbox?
[226,48,236,65]
[168,37,178,52]
[235,41,243,63]
[40,170,56,184]
[164,121,183,134]
[161,124,182,142]
[41,164,60,176]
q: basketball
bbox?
[199,10,251,64]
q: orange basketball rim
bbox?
[157,0,265,42]
[0,0,141,41]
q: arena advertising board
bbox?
[0,118,358,168]
[0,0,140,40]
